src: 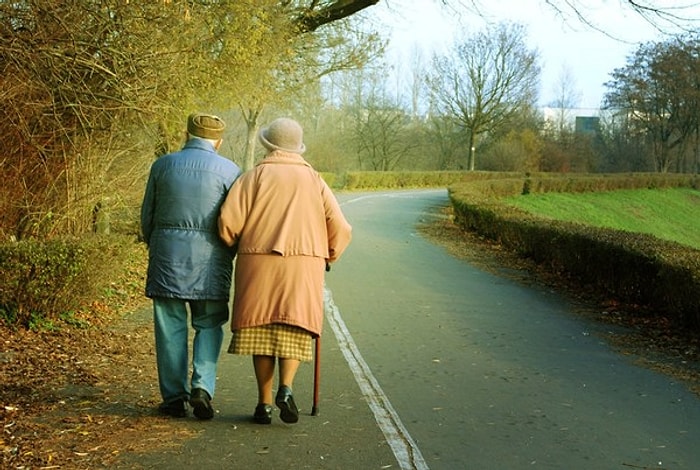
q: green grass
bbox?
[504,188,700,250]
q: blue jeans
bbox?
[153,298,229,404]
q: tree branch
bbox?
[295,0,380,33]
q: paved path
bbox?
[118,189,700,470]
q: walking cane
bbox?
[312,335,321,416]
[312,261,331,416]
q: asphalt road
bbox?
[119,189,700,470]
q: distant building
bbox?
[541,107,604,136]
[575,116,600,134]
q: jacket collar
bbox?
[183,137,217,152]
[258,150,311,167]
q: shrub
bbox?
[0,235,141,328]
[339,170,519,190]
[319,172,337,189]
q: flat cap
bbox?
[187,113,225,140]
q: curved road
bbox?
[325,189,700,469]
[120,189,700,470]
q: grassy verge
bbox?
[504,188,700,249]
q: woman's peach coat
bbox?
[218,151,352,336]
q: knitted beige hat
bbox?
[259,117,306,154]
[187,113,225,140]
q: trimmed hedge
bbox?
[340,170,522,190]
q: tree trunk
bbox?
[467,132,476,171]
[241,105,263,171]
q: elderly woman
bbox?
[218,117,352,425]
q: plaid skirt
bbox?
[228,323,313,362]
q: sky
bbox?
[371,0,700,112]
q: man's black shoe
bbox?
[190,388,214,420]
[158,398,188,418]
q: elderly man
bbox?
[141,113,241,419]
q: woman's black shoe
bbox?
[275,385,299,424]
[254,403,273,424]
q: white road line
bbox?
[340,189,445,206]
[324,288,429,470]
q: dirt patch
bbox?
[2,205,699,468]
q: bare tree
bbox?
[407,46,428,119]
[547,64,583,137]
[527,0,699,33]
[353,102,412,171]
[604,35,700,172]
[340,66,414,171]
[427,22,540,170]
[236,19,384,170]
[425,116,470,170]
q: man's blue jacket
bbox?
[140,138,241,300]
